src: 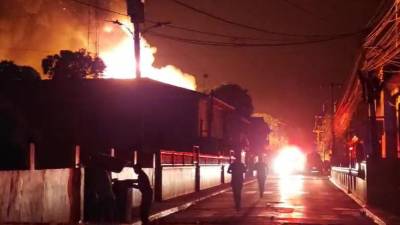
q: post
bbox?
[330,83,336,165]
[328,82,341,165]
[194,146,200,192]
[383,88,398,159]
[221,156,225,184]
[366,73,380,159]
[154,151,162,202]
[29,142,35,170]
[133,21,141,79]
[126,0,144,79]
[134,150,138,164]
[348,147,352,194]
[75,145,81,168]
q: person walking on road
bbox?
[254,157,268,198]
[132,164,153,225]
[228,158,247,211]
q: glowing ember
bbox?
[99,22,196,90]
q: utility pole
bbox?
[202,73,209,93]
[127,0,144,79]
[133,21,141,79]
[321,83,341,164]
[329,82,341,165]
[313,115,324,160]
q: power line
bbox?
[278,0,330,23]
[68,0,367,48]
[146,31,234,46]
[69,0,305,42]
[365,0,392,28]
[145,30,362,47]
[68,0,300,42]
[69,0,369,42]
[145,20,293,42]
[170,0,369,38]
[71,0,261,42]
[69,0,128,16]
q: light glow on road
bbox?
[278,175,305,219]
[273,145,306,176]
[279,175,304,199]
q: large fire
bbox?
[99,23,196,90]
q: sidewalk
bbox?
[3,176,397,225]
[143,175,379,225]
[330,177,400,225]
[131,179,256,225]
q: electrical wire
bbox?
[145,30,362,47]
[278,0,330,23]
[362,1,400,72]
[144,20,295,42]
[68,0,369,48]
[70,0,369,43]
[170,0,370,38]
[70,0,298,42]
[69,0,128,16]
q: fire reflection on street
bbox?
[277,175,305,218]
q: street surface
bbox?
[153,175,375,225]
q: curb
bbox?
[329,177,386,225]
[131,179,256,225]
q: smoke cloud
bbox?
[0,0,117,75]
[0,0,197,90]
[0,0,88,71]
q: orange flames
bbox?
[99,23,196,90]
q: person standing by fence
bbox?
[228,158,247,211]
[132,164,153,225]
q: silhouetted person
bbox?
[132,164,153,225]
[85,167,116,222]
[84,152,125,222]
[227,159,246,211]
[254,158,268,198]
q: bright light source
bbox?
[273,145,306,176]
[103,25,114,33]
[99,22,197,90]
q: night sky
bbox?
[0,0,381,150]
[143,0,380,150]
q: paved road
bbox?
[153,175,376,225]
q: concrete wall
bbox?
[0,168,82,223]
[112,167,155,207]
[162,166,196,200]
[223,164,232,184]
[330,167,367,203]
[200,165,223,190]
[366,159,400,214]
[162,164,231,199]
[113,164,230,203]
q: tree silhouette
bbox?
[42,49,106,80]
[0,60,40,82]
[213,84,254,118]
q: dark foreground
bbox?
[152,175,375,225]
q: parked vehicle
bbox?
[305,152,324,175]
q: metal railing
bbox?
[160,150,230,166]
